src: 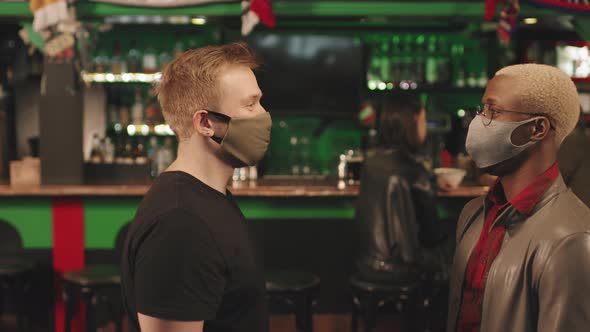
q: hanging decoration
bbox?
[241,0,276,35]
[485,0,521,46]
[524,0,590,14]
[89,0,275,35]
[497,0,520,46]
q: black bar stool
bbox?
[0,258,35,332]
[265,270,320,332]
[62,265,122,332]
[350,274,424,332]
[62,223,129,332]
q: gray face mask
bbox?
[466,116,540,169]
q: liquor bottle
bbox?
[159,48,172,71]
[425,35,438,85]
[122,139,134,164]
[414,35,426,84]
[131,88,144,125]
[127,41,142,72]
[156,137,175,174]
[103,137,115,164]
[115,138,124,164]
[143,46,158,74]
[390,35,402,86]
[135,138,148,165]
[379,41,391,83]
[148,137,159,178]
[173,39,184,58]
[89,133,103,163]
[111,41,126,74]
[93,49,109,73]
[436,36,451,84]
[145,100,159,127]
[119,105,130,128]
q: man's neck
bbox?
[167,139,233,195]
[500,156,556,201]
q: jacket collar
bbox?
[459,174,567,240]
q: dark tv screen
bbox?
[242,33,363,113]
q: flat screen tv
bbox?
[232,32,363,113]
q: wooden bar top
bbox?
[0,180,488,198]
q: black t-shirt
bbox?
[121,171,268,332]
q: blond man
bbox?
[448,64,590,332]
[121,42,272,332]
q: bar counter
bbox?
[0,179,482,314]
[0,180,488,197]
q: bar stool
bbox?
[62,265,122,332]
[0,220,35,332]
[350,274,424,332]
[265,270,320,332]
[0,258,35,332]
[62,223,129,332]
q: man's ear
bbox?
[193,110,214,138]
[530,117,551,142]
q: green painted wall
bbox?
[0,198,52,248]
[84,197,141,249]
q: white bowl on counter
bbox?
[434,167,467,190]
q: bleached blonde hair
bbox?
[495,64,579,146]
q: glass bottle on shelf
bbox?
[107,104,119,126]
[127,41,142,73]
[131,88,144,125]
[159,47,172,71]
[367,42,381,86]
[93,49,109,73]
[452,42,466,88]
[425,35,438,85]
[436,36,451,84]
[414,35,426,85]
[123,139,134,164]
[467,71,478,88]
[103,137,115,164]
[173,39,184,58]
[379,41,391,84]
[455,69,466,88]
[119,105,130,129]
[145,100,159,128]
[111,41,126,74]
[89,133,103,164]
[143,46,158,74]
[148,137,159,178]
[115,138,124,164]
[477,69,488,87]
[400,35,415,88]
[156,137,175,175]
[390,35,402,86]
[106,103,119,137]
[135,138,148,165]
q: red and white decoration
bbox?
[91,0,275,35]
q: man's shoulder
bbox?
[533,190,590,239]
[458,196,485,224]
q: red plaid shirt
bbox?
[457,163,560,332]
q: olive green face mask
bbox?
[207,111,272,167]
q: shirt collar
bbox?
[486,163,560,216]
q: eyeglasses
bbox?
[471,104,553,128]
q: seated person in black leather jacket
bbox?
[355,93,446,283]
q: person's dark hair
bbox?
[378,93,423,152]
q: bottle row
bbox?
[90,39,192,74]
[89,135,176,178]
[366,35,489,90]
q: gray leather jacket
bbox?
[448,175,590,332]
